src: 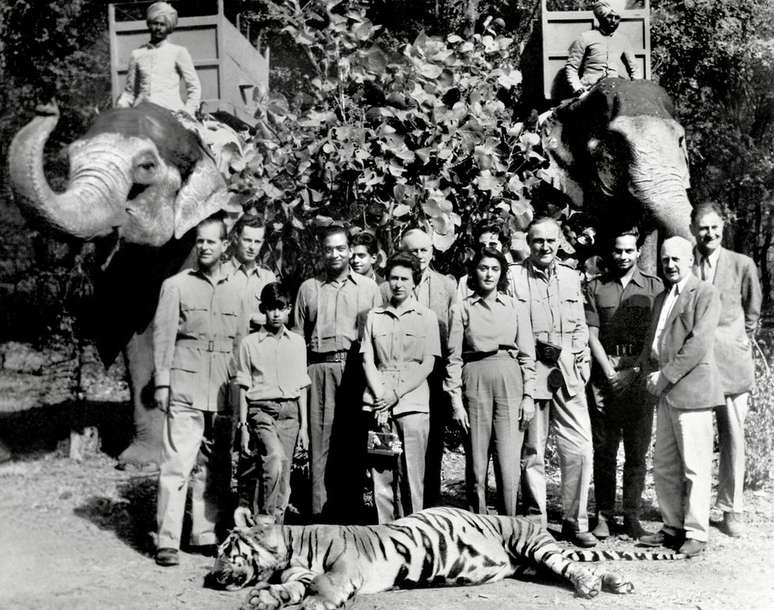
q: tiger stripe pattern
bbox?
[206,507,684,610]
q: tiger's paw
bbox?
[572,571,602,599]
[300,595,337,610]
[241,584,286,610]
[601,571,634,594]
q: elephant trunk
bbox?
[611,115,694,240]
[8,105,128,240]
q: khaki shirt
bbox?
[511,260,590,399]
[234,326,311,401]
[153,267,247,412]
[360,299,441,415]
[294,269,382,354]
[445,292,537,408]
[223,258,276,327]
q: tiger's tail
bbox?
[562,549,687,561]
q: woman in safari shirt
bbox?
[361,252,441,523]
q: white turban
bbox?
[147,2,178,30]
[592,1,616,19]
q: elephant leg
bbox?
[117,326,164,469]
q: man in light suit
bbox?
[639,237,723,557]
[691,202,762,537]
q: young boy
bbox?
[233,283,310,525]
[350,232,383,283]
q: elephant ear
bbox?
[173,156,236,239]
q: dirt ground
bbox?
[1,365,774,610]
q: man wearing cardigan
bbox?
[638,236,723,557]
[691,202,762,537]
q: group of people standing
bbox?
[149,200,761,568]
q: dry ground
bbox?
[1,364,774,610]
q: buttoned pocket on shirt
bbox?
[171,345,199,406]
[401,329,427,362]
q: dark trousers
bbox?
[423,364,448,508]
[236,399,300,523]
[589,384,654,519]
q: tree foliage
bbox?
[233,0,547,286]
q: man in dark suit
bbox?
[638,236,723,557]
[691,202,762,537]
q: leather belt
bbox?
[309,350,350,364]
[462,347,515,364]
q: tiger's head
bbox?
[204,517,289,591]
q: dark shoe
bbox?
[678,538,706,557]
[563,527,598,548]
[591,516,611,539]
[722,512,743,538]
[155,547,179,566]
[622,517,651,539]
[639,529,683,549]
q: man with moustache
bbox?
[691,202,762,537]
[512,217,596,547]
[584,228,662,539]
[639,237,723,557]
[223,215,276,329]
[294,226,381,521]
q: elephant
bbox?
[8,101,237,468]
[540,78,693,272]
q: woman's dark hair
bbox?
[466,247,510,294]
[259,282,291,312]
[384,252,422,285]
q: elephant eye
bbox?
[138,162,156,172]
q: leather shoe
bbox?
[622,517,651,539]
[155,547,180,566]
[678,538,706,557]
[722,512,743,538]
[639,529,682,549]
[563,528,598,547]
[591,516,610,539]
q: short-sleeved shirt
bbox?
[153,266,247,412]
[234,326,311,401]
[445,292,537,408]
[294,269,382,354]
[223,258,276,327]
[360,299,441,415]
[584,267,663,359]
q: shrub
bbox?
[745,330,774,489]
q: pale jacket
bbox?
[566,29,640,92]
[116,40,201,115]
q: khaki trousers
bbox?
[715,392,749,513]
[654,400,714,542]
[157,405,228,549]
[520,385,593,532]
[371,411,429,523]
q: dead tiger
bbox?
[206,506,684,609]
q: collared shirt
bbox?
[445,291,537,407]
[294,269,382,354]
[234,326,311,401]
[222,258,276,327]
[585,267,663,357]
[697,248,721,282]
[652,274,691,357]
[116,40,201,115]
[360,299,440,415]
[565,29,641,92]
[153,266,247,412]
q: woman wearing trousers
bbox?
[446,247,536,515]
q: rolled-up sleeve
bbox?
[234,338,253,389]
[152,278,180,387]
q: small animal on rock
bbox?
[206,507,685,609]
